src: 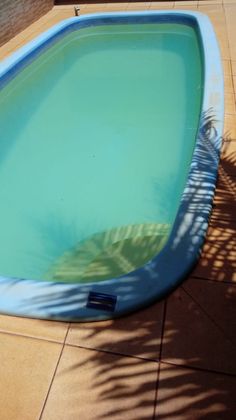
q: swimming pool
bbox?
[0,11,223,321]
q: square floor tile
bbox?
[156,362,236,419]
[225,92,236,114]
[233,74,236,93]
[225,4,236,60]
[221,138,236,156]
[192,252,235,283]
[41,345,158,420]
[212,171,236,222]
[232,60,236,76]
[127,2,151,10]
[224,75,234,94]
[202,0,223,4]
[175,1,198,6]
[183,277,236,346]
[220,138,236,176]
[0,333,62,420]
[222,60,231,77]
[85,3,109,10]
[150,2,174,9]
[106,3,129,11]
[161,285,236,373]
[174,5,198,10]
[67,301,164,360]
[194,242,235,282]
[192,218,236,282]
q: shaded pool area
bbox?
[0,11,223,321]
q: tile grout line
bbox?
[211,214,236,222]
[38,323,71,420]
[218,168,236,197]
[152,298,167,419]
[161,359,236,378]
[218,171,236,186]
[223,132,236,141]
[222,0,233,66]
[152,366,161,420]
[229,59,236,108]
[224,109,236,116]
[203,225,236,235]
[0,327,69,345]
[181,285,236,348]
[222,138,236,141]
[190,274,236,285]
[65,341,160,363]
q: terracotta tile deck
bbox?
[0,1,235,419]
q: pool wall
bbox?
[0,11,224,321]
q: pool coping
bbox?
[0,10,224,321]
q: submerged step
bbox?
[45,223,171,282]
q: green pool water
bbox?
[0,23,202,283]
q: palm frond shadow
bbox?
[15,110,236,417]
[53,112,235,418]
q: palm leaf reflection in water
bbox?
[45,223,170,283]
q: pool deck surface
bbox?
[0,1,236,419]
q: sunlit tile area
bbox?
[0,1,235,419]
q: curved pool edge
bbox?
[0,10,224,321]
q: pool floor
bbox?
[0,22,202,283]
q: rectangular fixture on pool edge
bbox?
[0,11,224,321]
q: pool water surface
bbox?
[0,23,202,283]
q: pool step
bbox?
[45,223,170,283]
